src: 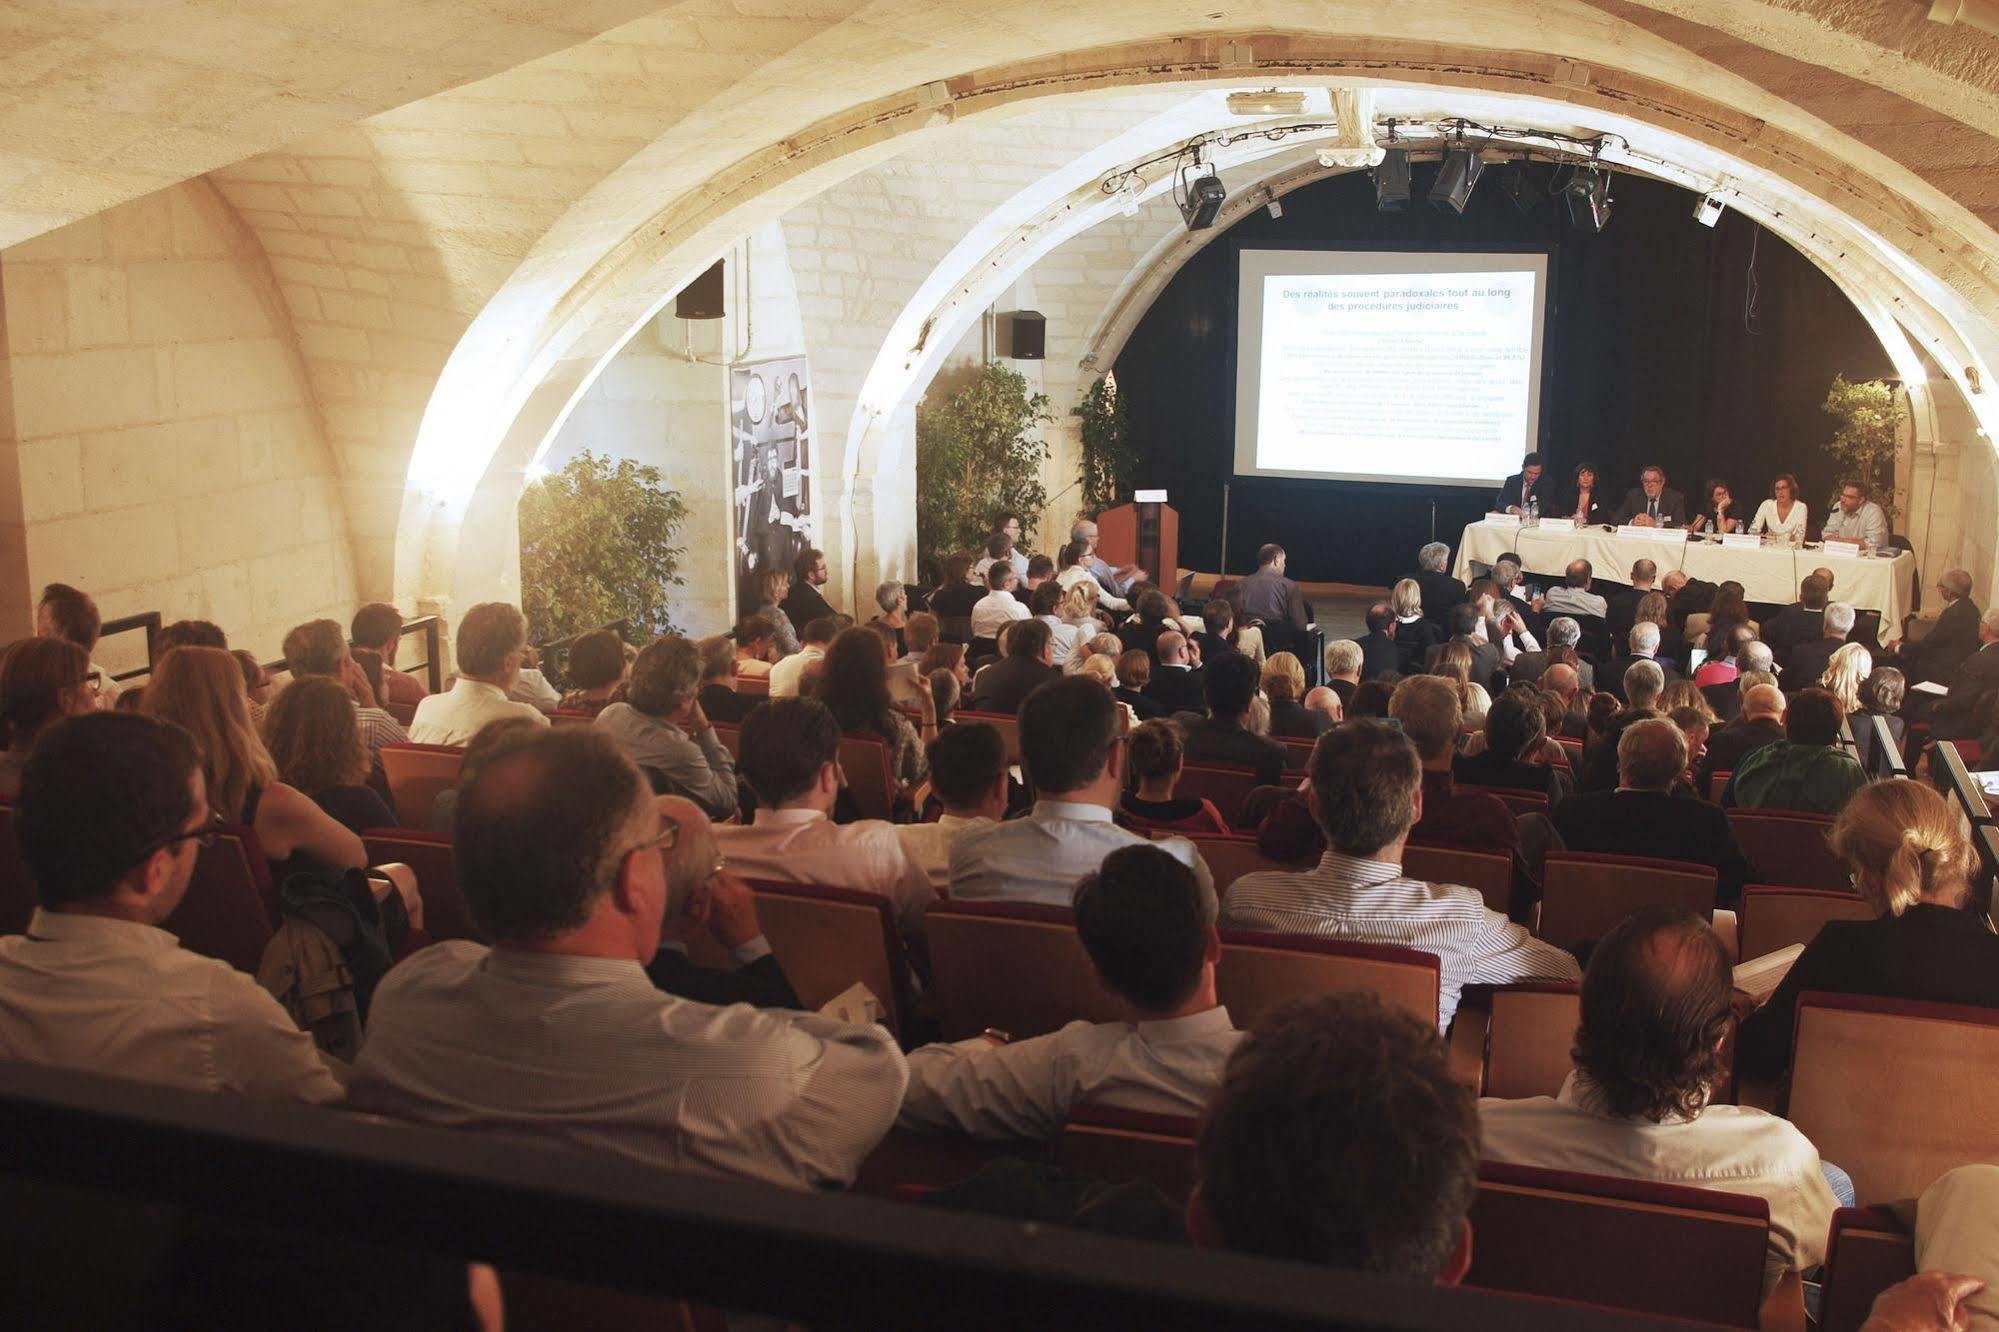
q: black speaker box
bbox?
[1002,310,1046,360]
[675,261,726,320]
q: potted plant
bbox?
[915,362,1051,579]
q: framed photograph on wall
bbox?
[731,356,814,613]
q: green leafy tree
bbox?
[915,362,1052,579]
[1073,372,1136,513]
[519,451,688,649]
[1822,375,1900,526]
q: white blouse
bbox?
[1749,498,1808,540]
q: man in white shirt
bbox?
[348,728,907,1190]
[36,582,122,709]
[951,675,1212,905]
[1820,481,1890,549]
[408,602,551,745]
[0,713,343,1102]
[1222,719,1578,1029]
[896,723,1005,893]
[1541,558,1609,620]
[1478,908,1839,1296]
[713,697,935,934]
[901,843,1240,1139]
[768,615,837,699]
[971,562,1031,642]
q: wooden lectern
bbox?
[1095,495,1178,587]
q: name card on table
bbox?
[1616,525,1689,544]
[1481,513,1522,527]
[1535,516,1576,532]
[1721,533,1762,550]
[1821,539,1863,558]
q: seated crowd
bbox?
[0,524,1991,1329]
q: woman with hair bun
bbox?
[1736,780,1999,1080]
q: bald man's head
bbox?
[1543,663,1578,698]
[1741,683,1785,721]
[1574,908,1733,1122]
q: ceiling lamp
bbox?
[1564,167,1613,232]
[1431,140,1485,214]
[1373,148,1412,211]
[1226,89,1309,117]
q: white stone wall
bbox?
[0,179,358,668]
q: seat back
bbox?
[547,709,596,728]
[1174,763,1263,829]
[710,722,740,760]
[362,828,482,942]
[0,802,33,934]
[1458,785,1549,819]
[1787,992,1999,1205]
[952,711,1021,765]
[1482,984,1581,1100]
[1553,737,1584,769]
[924,900,1118,1041]
[381,699,418,728]
[1187,836,1302,895]
[1217,929,1439,1030]
[1537,852,1716,950]
[1819,1209,1917,1332]
[1467,1161,1771,1328]
[1736,885,1874,960]
[1056,1104,1199,1204]
[743,879,909,1037]
[837,733,899,822]
[731,673,769,697]
[1708,768,1734,803]
[1402,842,1514,915]
[1279,737,1317,771]
[379,743,465,829]
[162,827,276,973]
[1724,809,1845,891]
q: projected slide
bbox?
[1233,251,1549,487]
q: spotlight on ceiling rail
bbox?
[1693,193,1725,228]
[1495,162,1546,214]
[1565,167,1613,233]
[1431,140,1485,214]
[1373,148,1412,211]
[1179,170,1227,230]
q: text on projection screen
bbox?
[1233,252,1548,487]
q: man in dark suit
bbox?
[1553,718,1758,905]
[1612,464,1687,527]
[1423,604,1504,693]
[780,547,837,627]
[1695,682,1787,795]
[1887,569,1983,686]
[1412,541,1468,626]
[1601,623,1679,703]
[1140,630,1207,713]
[1931,609,1999,740]
[1661,570,1717,632]
[1494,452,1550,514]
[645,799,802,1009]
[968,618,1060,715]
[1762,573,1831,664]
[1174,652,1287,786]
[1354,602,1401,681]
[1191,599,1242,666]
[1604,558,1659,648]
[1509,617,1594,694]
[1783,601,1861,687]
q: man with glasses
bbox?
[350,728,907,1190]
[0,713,343,1101]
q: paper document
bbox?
[1912,680,1950,696]
[1733,944,1805,1004]
[819,982,886,1027]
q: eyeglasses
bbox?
[69,671,102,694]
[128,817,230,869]
[623,820,682,864]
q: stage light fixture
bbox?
[1564,167,1613,232]
[1496,162,1546,214]
[1226,89,1310,117]
[1430,140,1485,214]
[1373,148,1412,210]
[1179,170,1227,230]
[1693,193,1725,227]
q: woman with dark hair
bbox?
[1116,589,1181,662]
[1697,580,1756,654]
[264,676,395,835]
[1563,462,1610,525]
[1749,473,1808,543]
[731,615,777,678]
[816,626,932,790]
[556,629,630,715]
[750,569,799,657]
[1584,692,1624,756]
[0,637,98,797]
[1689,479,1741,535]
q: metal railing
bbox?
[97,611,161,684]
[531,620,629,688]
[101,611,444,697]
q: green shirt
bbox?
[1729,741,1867,815]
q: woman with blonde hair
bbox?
[750,568,799,657]
[1660,679,1716,725]
[143,646,365,874]
[263,675,395,835]
[1820,640,1874,716]
[1060,578,1099,629]
[1432,640,1491,729]
[1391,577,1445,672]
[1262,651,1331,739]
[1736,779,1999,1080]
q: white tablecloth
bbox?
[1452,522,1916,624]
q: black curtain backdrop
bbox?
[1114,168,1894,587]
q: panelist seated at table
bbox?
[1557,461,1612,525]
[1819,480,1890,550]
[1686,478,1743,535]
[1612,465,1687,527]
[1496,450,1551,515]
[1746,472,1809,543]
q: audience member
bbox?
[1479,909,1837,1295]
[780,547,837,630]
[1661,679,1716,725]
[350,602,430,706]
[730,615,777,678]
[1819,638,1873,718]
[1066,629,1123,680]
[1763,573,1831,662]
[1541,663,1586,738]
[1578,660,1666,793]
[1510,616,1594,693]
[1427,604,1504,693]
[157,619,228,654]
[973,531,1019,585]
[929,552,986,624]
[1695,624,1757,689]
[969,618,1059,715]
[897,724,1007,893]
[1412,542,1469,626]
[643,796,799,1010]
[1191,598,1240,666]
[1662,569,1718,626]
[695,635,757,724]
[869,579,910,657]
[1112,649,1169,719]
[1225,721,1578,1029]
[282,617,412,764]
[1354,602,1401,682]
[899,611,941,666]
[1668,705,1712,772]
[1454,686,1572,806]
[1116,589,1181,663]
[1120,718,1231,834]
[1699,581,1756,656]
[1142,630,1207,713]
[770,614,838,699]
[262,676,396,835]
[900,846,1238,1139]
[36,582,120,709]
[144,647,366,877]
[1349,678,1396,719]
[1552,719,1755,905]
[0,713,343,1100]
[1605,559,1658,647]
[930,663,962,728]
[408,604,550,745]
[1261,651,1330,739]
[1028,581,1086,666]
[1697,682,1787,795]
[1896,1168,1999,1332]
[952,677,1211,904]
[507,644,562,710]
[1603,622,1679,703]
[1542,559,1607,619]
[349,728,905,1188]
[1386,675,1519,851]
[716,699,932,932]
[1177,652,1288,786]
[820,625,933,790]
[0,637,98,796]
[1321,639,1363,709]
[1786,600,1859,685]
[971,561,1031,642]
[594,636,738,820]
[1930,606,1999,740]
[1884,569,1981,686]
[1429,640,1493,731]
[1849,666,1906,772]
[555,629,630,715]
[233,650,272,711]
[1388,579,1448,673]
[750,568,800,657]
[1726,687,1866,813]
[1237,544,1310,634]
[1070,517,1145,603]
[1633,591,1686,666]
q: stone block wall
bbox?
[0,179,358,670]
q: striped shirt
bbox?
[1221,849,1580,1029]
